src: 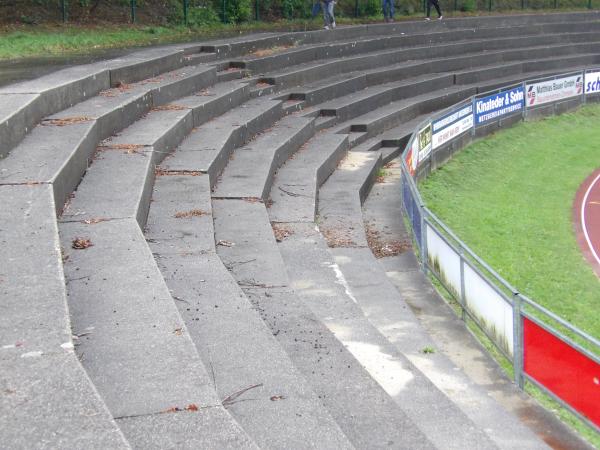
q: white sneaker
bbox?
[331,21,336,28]
[438,15,443,20]
[425,17,431,20]
[324,25,330,30]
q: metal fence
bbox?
[400,68,600,432]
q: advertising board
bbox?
[526,74,583,107]
[474,86,524,126]
[431,104,473,149]
[585,70,600,95]
[417,123,432,163]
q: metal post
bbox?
[512,293,525,389]
[588,0,592,9]
[222,0,226,22]
[459,248,467,321]
[454,0,457,11]
[488,0,492,12]
[183,0,188,25]
[255,0,259,20]
[355,0,359,17]
[130,0,136,23]
[553,0,557,8]
[420,208,428,274]
[61,0,67,22]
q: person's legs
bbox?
[426,0,432,17]
[431,0,442,17]
[328,1,336,27]
[323,2,330,27]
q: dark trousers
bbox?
[427,0,442,17]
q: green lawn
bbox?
[419,104,600,340]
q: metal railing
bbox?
[400,67,600,432]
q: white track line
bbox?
[581,172,600,267]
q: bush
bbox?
[461,0,476,10]
[224,0,252,22]
[188,5,220,24]
[358,0,381,16]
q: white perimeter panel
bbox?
[426,224,462,298]
[463,263,514,356]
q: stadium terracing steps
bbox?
[1,12,597,448]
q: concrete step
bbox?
[275,222,498,450]
[334,85,476,140]
[318,150,382,248]
[212,198,436,449]
[213,114,315,201]
[262,28,600,90]
[365,165,593,449]
[318,74,455,123]
[145,174,353,449]
[0,47,187,157]
[158,79,250,127]
[161,99,283,187]
[269,133,349,223]
[217,68,245,82]
[59,217,255,448]
[184,52,217,65]
[61,108,193,226]
[0,65,217,213]
[0,184,130,449]
[317,153,549,448]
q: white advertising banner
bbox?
[585,70,600,95]
[431,104,473,149]
[426,224,462,299]
[463,264,514,356]
[526,74,584,107]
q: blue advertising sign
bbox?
[474,86,524,126]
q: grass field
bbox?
[419,104,600,340]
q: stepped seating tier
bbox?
[2,13,598,448]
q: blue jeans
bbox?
[382,0,394,18]
[323,1,335,26]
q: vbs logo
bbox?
[527,86,536,105]
[576,76,583,94]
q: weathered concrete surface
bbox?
[0,184,129,449]
[318,150,381,248]
[276,223,498,450]
[162,99,282,185]
[213,114,315,200]
[213,199,436,449]
[146,175,354,449]
[269,132,348,223]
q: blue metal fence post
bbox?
[513,293,525,389]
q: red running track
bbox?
[573,168,600,278]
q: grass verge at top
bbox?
[0,9,595,60]
[419,103,600,340]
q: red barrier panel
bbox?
[523,317,600,427]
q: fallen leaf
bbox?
[72,238,93,250]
